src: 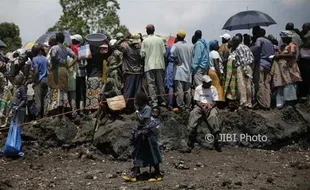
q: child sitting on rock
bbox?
[122,92,162,182]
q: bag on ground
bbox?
[2,121,24,157]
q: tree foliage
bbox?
[49,0,129,38]
[0,22,22,52]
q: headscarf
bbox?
[280,30,293,38]
[209,40,219,51]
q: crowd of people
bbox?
[0,22,310,181]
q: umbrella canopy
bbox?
[35,31,71,45]
[23,41,35,49]
[0,39,7,47]
[222,10,276,31]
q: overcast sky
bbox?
[0,0,309,45]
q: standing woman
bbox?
[46,32,77,119]
[86,42,109,111]
[271,31,302,108]
[208,40,225,102]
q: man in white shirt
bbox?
[187,75,221,152]
[141,24,167,107]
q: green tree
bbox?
[0,22,22,52]
[50,0,129,38]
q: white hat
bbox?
[116,32,124,40]
[202,75,212,83]
[70,34,83,42]
[220,33,231,40]
[109,39,117,46]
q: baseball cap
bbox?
[70,34,83,42]
[202,75,212,83]
[177,30,186,38]
[220,33,231,40]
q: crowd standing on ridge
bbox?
[0,22,310,182]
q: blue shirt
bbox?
[192,39,210,73]
[32,55,48,81]
[254,37,275,71]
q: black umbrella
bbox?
[35,31,71,45]
[222,10,276,31]
[0,39,7,47]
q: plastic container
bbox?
[85,33,108,48]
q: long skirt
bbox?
[86,77,102,110]
[46,88,70,111]
[208,69,224,101]
[223,58,237,100]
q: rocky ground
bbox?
[0,148,309,190]
[0,100,310,190]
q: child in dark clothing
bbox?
[12,74,27,125]
[123,92,163,183]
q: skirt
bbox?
[271,59,302,88]
[46,88,70,111]
[223,59,237,100]
[86,77,103,109]
[208,69,225,101]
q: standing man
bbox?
[141,24,167,107]
[171,30,193,112]
[32,45,48,119]
[116,33,144,110]
[192,30,210,87]
[252,29,274,108]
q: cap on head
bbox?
[177,30,186,38]
[220,33,231,40]
[128,33,141,44]
[202,75,212,83]
[116,32,124,40]
[146,24,155,31]
[70,34,83,42]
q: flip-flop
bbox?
[122,175,136,182]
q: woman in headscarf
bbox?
[46,32,77,118]
[271,31,302,108]
[208,40,224,102]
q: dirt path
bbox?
[1,148,309,190]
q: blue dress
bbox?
[164,46,174,89]
[130,105,162,167]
